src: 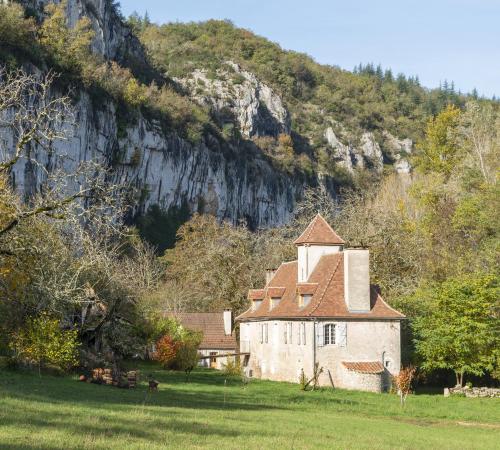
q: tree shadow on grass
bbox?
[0,368,285,414]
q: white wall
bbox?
[297,245,342,282]
[343,249,370,312]
[241,319,401,392]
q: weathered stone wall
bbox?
[339,366,383,393]
[240,318,401,392]
[445,386,500,398]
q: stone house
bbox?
[166,311,237,370]
[236,214,405,392]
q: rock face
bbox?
[325,127,413,174]
[176,62,291,138]
[324,128,384,172]
[21,0,146,64]
[8,82,297,228]
[6,0,299,227]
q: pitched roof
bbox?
[294,214,345,246]
[236,254,405,321]
[248,289,265,300]
[342,361,384,374]
[164,312,237,350]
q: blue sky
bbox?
[119,0,499,98]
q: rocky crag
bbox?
[5,0,414,229]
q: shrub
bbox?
[9,313,80,374]
[172,332,202,381]
[221,357,242,376]
[152,335,179,368]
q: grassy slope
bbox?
[1,363,499,449]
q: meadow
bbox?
[0,363,499,449]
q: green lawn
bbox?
[0,363,499,449]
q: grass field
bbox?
[0,363,499,449]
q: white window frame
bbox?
[324,323,336,345]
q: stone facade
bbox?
[237,214,405,393]
[240,318,400,392]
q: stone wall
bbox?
[239,318,401,392]
[445,386,500,398]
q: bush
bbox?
[152,335,179,368]
[221,357,242,376]
[9,313,80,374]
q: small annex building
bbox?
[236,214,405,392]
[165,311,237,370]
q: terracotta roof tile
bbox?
[236,254,404,321]
[296,283,318,295]
[294,214,345,245]
[248,289,265,300]
[342,361,384,374]
[164,312,237,350]
[267,287,286,297]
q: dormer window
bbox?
[298,294,312,308]
[270,297,281,309]
[252,300,263,311]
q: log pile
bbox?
[85,368,139,389]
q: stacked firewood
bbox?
[84,368,139,388]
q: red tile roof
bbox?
[267,287,286,298]
[296,283,318,295]
[294,214,345,245]
[164,312,237,350]
[248,289,265,300]
[236,254,404,321]
[342,361,384,374]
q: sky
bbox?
[119,0,500,98]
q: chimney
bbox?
[223,310,233,336]
[343,249,370,312]
[265,268,277,285]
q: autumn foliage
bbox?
[394,366,417,406]
[152,335,179,368]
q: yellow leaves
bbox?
[38,1,95,73]
[415,105,462,176]
[123,78,148,108]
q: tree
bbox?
[393,366,416,406]
[152,335,179,368]
[412,274,499,386]
[415,105,461,177]
[173,333,202,381]
[10,313,79,374]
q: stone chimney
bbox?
[343,249,370,312]
[265,268,277,285]
[223,310,233,336]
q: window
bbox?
[252,300,262,311]
[260,323,268,344]
[297,294,312,308]
[324,324,336,345]
[270,297,281,310]
[284,322,293,344]
[298,322,306,345]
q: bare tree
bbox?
[0,67,120,238]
